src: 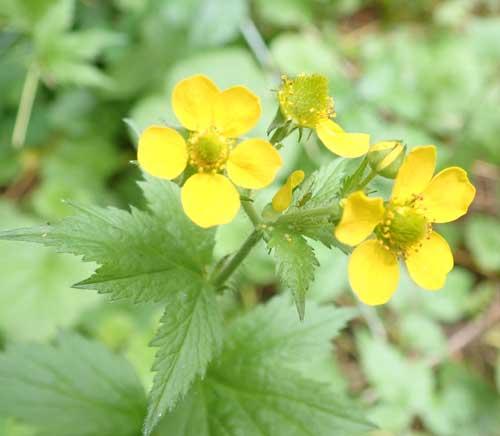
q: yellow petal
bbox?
[405,231,453,290]
[392,145,436,202]
[214,86,261,137]
[315,119,369,158]
[137,125,188,179]
[172,75,220,131]
[420,167,476,223]
[181,173,240,228]
[334,191,385,246]
[226,139,283,189]
[348,240,399,305]
[272,170,305,212]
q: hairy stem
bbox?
[358,168,378,190]
[12,63,40,149]
[241,199,262,227]
[276,205,340,225]
[211,230,263,287]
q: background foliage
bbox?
[0,0,499,435]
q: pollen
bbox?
[188,128,233,173]
[375,203,430,257]
[278,74,335,128]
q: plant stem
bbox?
[241,199,261,227]
[276,205,340,225]
[12,63,40,149]
[358,168,378,190]
[211,230,263,287]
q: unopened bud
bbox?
[272,170,305,212]
[368,140,406,179]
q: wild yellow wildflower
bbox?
[278,74,369,157]
[137,75,282,228]
[335,145,476,305]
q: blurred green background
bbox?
[0,0,499,435]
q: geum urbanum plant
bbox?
[0,73,475,436]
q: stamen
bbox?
[188,128,232,173]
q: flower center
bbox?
[375,203,431,257]
[278,74,335,128]
[188,129,232,173]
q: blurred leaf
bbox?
[400,313,446,357]
[189,0,247,47]
[33,0,74,43]
[424,363,500,436]
[390,267,474,323]
[30,138,121,219]
[0,333,146,436]
[0,0,60,31]
[0,201,98,341]
[465,214,500,272]
[255,0,313,27]
[271,32,342,76]
[358,334,434,432]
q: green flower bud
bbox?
[368,140,406,179]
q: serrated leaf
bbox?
[268,229,318,319]
[0,178,221,436]
[291,158,362,212]
[221,295,355,368]
[277,158,362,249]
[0,178,215,304]
[154,382,209,436]
[157,296,373,436]
[144,282,223,436]
[0,333,146,436]
[206,365,370,436]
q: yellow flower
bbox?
[272,170,305,212]
[137,75,283,228]
[335,146,476,305]
[278,74,370,158]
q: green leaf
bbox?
[0,177,221,436]
[0,177,215,304]
[268,229,319,320]
[277,158,362,249]
[154,382,209,436]
[0,201,98,341]
[221,295,355,368]
[255,0,313,27]
[465,214,500,273]
[158,296,373,436]
[0,0,61,32]
[0,333,146,436]
[206,365,370,436]
[189,0,247,47]
[144,282,223,436]
[357,333,434,432]
[293,158,362,211]
[33,0,74,42]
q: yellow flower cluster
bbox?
[137,72,475,305]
